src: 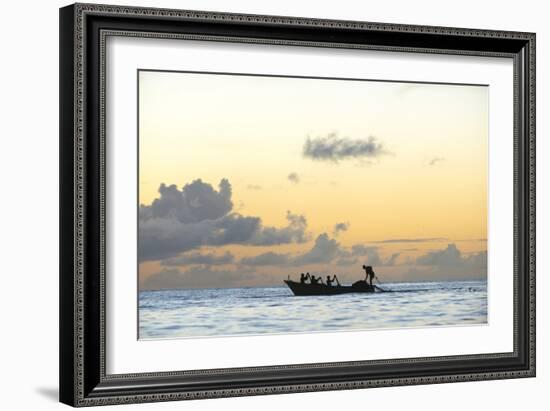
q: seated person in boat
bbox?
[300,273,310,284]
[309,274,321,285]
[362,265,375,286]
[326,274,339,286]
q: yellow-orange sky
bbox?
[138,70,488,289]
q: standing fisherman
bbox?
[362,265,375,286]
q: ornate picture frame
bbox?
[59,3,535,407]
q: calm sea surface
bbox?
[139,280,487,339]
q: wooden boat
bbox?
[284,280,375,296]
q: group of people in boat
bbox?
[299,272,341,286]
[298,265,377,287]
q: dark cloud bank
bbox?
[139,179,308,261]
[140,180,487,289]
[143,239,486,290]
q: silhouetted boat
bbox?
[284,280,375,296]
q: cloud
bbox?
[428,157,445,166]
[385,253,401,266]
[408,244,487,280]
[293,233,341,265]
[139,213,258,261]
[209,214,263,246]
[239,233,398,268]
[247,211,308,246]
[349,244,374,256]
[287,172,300,184]
[139,179,308,261]
[332,222,349,236]
[140,179,232,223]
[338,244,399,266]
[161,251,234,267]
[240,252,290,266]
[302,133,387,163]
[240,233,340,267]
[462,251,488,268]
[335,257,358,266]
[142,266,256,290]
[416,243,462,266]
[373,237,447,244]
[246,184,262,190]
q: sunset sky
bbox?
[138,70,488,290]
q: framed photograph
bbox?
[59,3,536,407]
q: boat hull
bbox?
[284,280,375,296]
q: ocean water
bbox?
[139,280,487,339]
